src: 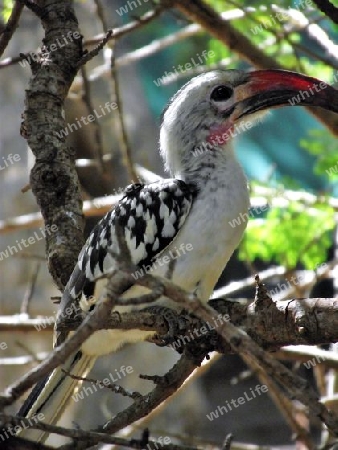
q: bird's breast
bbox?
[152,168,250,301]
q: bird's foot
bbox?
[142,305,188,347]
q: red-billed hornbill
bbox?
[17,69,338,443]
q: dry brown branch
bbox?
[109,45,139,182]
[23,262,338,447]
[84,3,169,47]
[0,196,119,234]
[127,272,338,435]
[4,265,338,445]
[277,345,338,370]
[1,242,210,447]
[0,412,200,450]
[0,352,48,366]
[77,29,113,67]
[20,264,40,315]
[258,371,315,450]
[58,351,205,450]
[93,0,109,31]
[62,371,143,400]
[0,4,167,70]
[0,53,26,68]
[0,316,54,332]
[3,294,338,350]
[69,9,242,90]
[0,308,169,333]
[272,5,338,63]
[79,66,106,174]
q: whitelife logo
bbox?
[206,384,268,421]
[56,102,118,139]
[0,153,21,170]
[115,0,149,17]
[153,50,215,86]
[132,243,193,280]
[0,413,45,442]
[250,0,314,35]
[19,31,81,68]
[71,366,133,402]
[0,225,59,262]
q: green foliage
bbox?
[204,0,335,77]
[2,0,13,22]
[206,38,233,65]
[202,1,338,272]
[239,199,335,270]
[300,129,338,180]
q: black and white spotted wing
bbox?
[66,179,196,302]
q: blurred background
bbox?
[0,0,338,448]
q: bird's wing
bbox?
[56,179,195,333]
[19,179,196,435]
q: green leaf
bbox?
[239,201,335,270]
[2,0,13,22]
[206,38,231,65]
[300,129,338,179]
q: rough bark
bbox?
[21,0,85,289]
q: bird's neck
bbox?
[171,143,242,190]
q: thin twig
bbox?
[271,5,338,63]
[0,0,24,58]
[14,341,42,365]
[277,345,338,370]
[258,371,315,449]
[0,4,168,70]
[80,65,106,173]
[0,413,200,450]
[109,45,138,181]
[20,263,40,315]
[84,3,168,46]
[62,370,142,400]
[312,0,338,24]
[93,0,109,31]
[16,0,43,17]
[0,352,48,366]
[77,29,113,67]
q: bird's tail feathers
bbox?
[17,350,95,443]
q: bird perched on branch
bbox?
[17,69,338,443]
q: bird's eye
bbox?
[210,85,233,102]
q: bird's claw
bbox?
[142,306,186,346]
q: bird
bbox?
[16,68,338,443]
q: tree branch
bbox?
[3,294,338,350]
[313,0,338,24]
[130,272,338,436]
[0,413,199,450]
[21,1,85,289]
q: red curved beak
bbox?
[237,69,338,118]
